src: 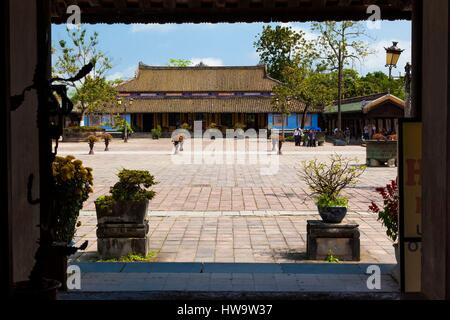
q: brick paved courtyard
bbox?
[59,138,397,264]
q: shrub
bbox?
[87,135,99,144]
[300,155,366,207]
[234,122,246,130]
[51,156,94,243]
[151,125,162,138]
[113,115,134,134]
[64,126,104,134]
[110,169,158,202]
[102,133,113,142]
[369,180,399,242]
[180,123,191,130]
[316,194,349,209]
[94,195,114,210]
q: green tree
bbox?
[312,21,374,130]
[53,28,117,123]
[167,58,192,67]
[254,25,313,82]
[274,64,334,130]
[360,72,405,99]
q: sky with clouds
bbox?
[52,21,411,81]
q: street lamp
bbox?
[117,97,133,143]
[385,41,404,79]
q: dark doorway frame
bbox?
[3,0,418,297]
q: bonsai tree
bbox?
[234,122,247,130]
[110,169,157,202]
[208,122,217,129]
[95,169,158,224]
[300,155,366,222]
[102,133,112,151]
[180,122,191,131]
[87,135,99,155]
[151,125,162,139]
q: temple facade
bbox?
[83,63,320,133]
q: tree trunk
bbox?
[337,49,343,131]
[301,105,310,129]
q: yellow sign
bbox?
[400,121,422,293]
[402,122,422,238]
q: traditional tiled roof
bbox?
[115,63,281,92]
[107,96,310,114]
[324,93,405,114]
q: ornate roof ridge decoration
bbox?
[138,62,268,71]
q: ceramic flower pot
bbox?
[318,206,348,223]
[391,243,401,283]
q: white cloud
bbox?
[106,65,137,81]
[130,24,177,33]
[360,39,411,75]
[190,57,224,66]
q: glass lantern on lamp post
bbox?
[385,41,404,79]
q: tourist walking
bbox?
[271,130,279,152]
[294,128,301,146]
[363,125,370,140]
[344,127,351,145]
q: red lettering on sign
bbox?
[406,159,422,186]
[416,196,422,215]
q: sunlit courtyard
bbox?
[59,138,397,264]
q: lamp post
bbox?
[384,42,413,117]
[385,41,404,79]
[117,97,133,142]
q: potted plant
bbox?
[180,122,191,131]
[369,179,399,280]
[95,169,158,225]
[300,155,366,223]
[234,122,246,139]
[316,132,326,146]
[113,115,134,140]
[151,125,162,140]
[102,133,112,151]
[14,156,93,297]
[87,135,98,155]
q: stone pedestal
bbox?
[97,221,149,259]
[307,220,360,261]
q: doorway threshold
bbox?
[62,262,399,298]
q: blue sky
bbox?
[52,21,411,81]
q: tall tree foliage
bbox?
[53,28,117,122]
[260,26,320,136]
[254,25,312,82]
[312,21,374,130]
[281,65,335,129]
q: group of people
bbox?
[362,125,395,141]
[293,128,319,147]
